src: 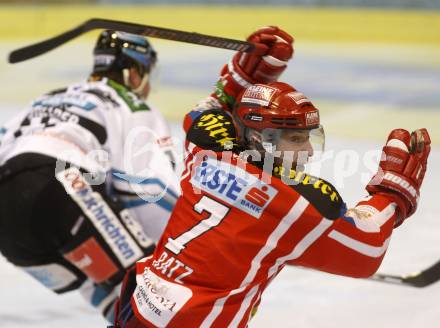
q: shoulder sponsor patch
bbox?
[133,268,192,327]
[56,167,143,268]
[274,166,344,220]
[187,109,237,151]
[190,157,278,218]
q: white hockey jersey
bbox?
[0,78,180,242]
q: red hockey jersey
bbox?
[128,106,397,328]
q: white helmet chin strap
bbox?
[122,68,150,98]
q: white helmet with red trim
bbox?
[233,82,324,165]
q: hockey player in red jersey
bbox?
[114,27,431,328]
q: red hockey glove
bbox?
[214,26,294,109]
[366,128,431,227]
[236,26,294,83]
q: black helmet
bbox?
[93,30,157,76]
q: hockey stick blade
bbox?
[8,18,254,64]
[369,260,440,288]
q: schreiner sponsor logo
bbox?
[190,157,278,218]
[241,85,277,107]
[56,167,143,268]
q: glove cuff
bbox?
[230,56,258,88]
[366,171,419,226]
[213,59,257,109]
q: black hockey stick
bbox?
[369,260,440,288]
[8,18,255,64]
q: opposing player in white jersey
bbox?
[0,30,179,321]
[114,26,431,328]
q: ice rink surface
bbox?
[0,39,439,327]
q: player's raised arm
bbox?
[287,129,431,278]
[183,27,294,133]
[214,26,294,110]
[367,128,430,226]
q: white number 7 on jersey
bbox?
[165,196,230,255]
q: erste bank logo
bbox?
[190,157,278,218]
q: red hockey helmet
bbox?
[235,82,319,131]
[233,82,324,158]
